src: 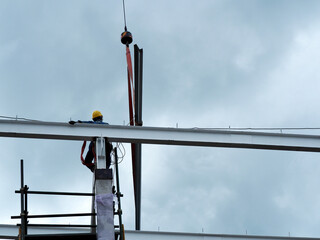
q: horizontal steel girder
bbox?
[0,120,320,152]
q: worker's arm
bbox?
[68,120,89,125]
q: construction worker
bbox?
[69,111,113,172]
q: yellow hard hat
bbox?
[92,110,103,120]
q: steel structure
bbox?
[2,225,320,240]
[133,44,143,230]
[1,120,320,152]
[2,119,320,238]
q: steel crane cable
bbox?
[120,0,137,210]
[122,0,128,31]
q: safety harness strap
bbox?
[125,45,137,195]
[80,140,95,167]
[126,45,135,125]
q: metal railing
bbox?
[11,160,96,240]
[11,145,125,240]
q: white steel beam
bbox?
[0,120,320,152]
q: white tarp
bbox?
[95,193,114,240]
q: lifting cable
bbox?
[122,0,128,31]
[120,0,137,198]
[121,0,136,199]
[121,0,134,125]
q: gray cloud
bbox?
[1,0,320,237]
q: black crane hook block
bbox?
[121,31,133,45]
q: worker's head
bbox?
[92,110,103,122]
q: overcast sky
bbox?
[1,0,320,238]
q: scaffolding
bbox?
[11,144,124,240]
